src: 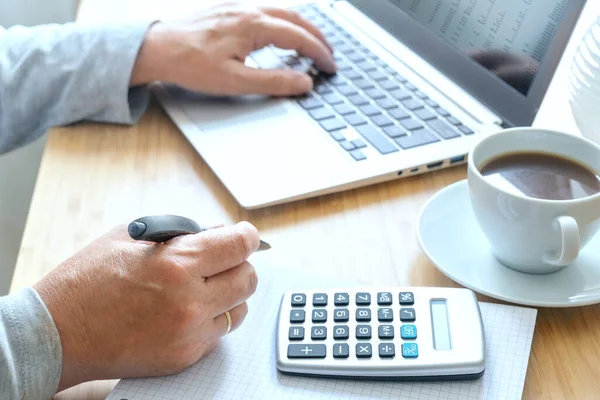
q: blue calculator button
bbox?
[402,343,418,358]
[401,324,417,339]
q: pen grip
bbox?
[128,215,204,242]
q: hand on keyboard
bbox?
[130,2,336,96]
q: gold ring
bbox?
[224,311,232,335]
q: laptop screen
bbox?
[347,0,587,126]
[387,0,569,96]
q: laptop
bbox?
[153,0,587,209]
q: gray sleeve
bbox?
[0,288,62,400]
[0,21,154,155]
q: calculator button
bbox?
[400,308,416,322]
[401,343,419,358]
[312,293,328,306]
[378,308,393,322]
[334,308,349,322]
[289,326,304,340]
[356,325,372,339]
[312,309,327,323]
[377,292,393,305]
[288,344,327,358]
[290,310,305,323]
[355,292,371,305]
[378,325,394,339]
[356,308,371,322]
[379,343,395,358]
[399,292,414,305]
[333,343,350,358]
[356,343,372,358]
[311,326,327,340]
[334,293,350,306]
[333,325,350,340]
[401,324,417,339]
[291,293,306,307]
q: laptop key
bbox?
[356,125,399,155]
[402,99,424,111]
[359,104,382,117]
[425,99,439,108]
[376,97,397,110]
[428,119,460,139]
[352,139,367,149]
[414,108,437,121]
[337,84,358,96]
[379,80,399,92]
[298,95,323,110]
[336,43,355,54]
[356,60,377,72]
[383,126,407,138]
[395,128,440,149]
[364,88,385,99]
[320,117,347,132]
[340,141,356,151]
[329,130,346,141]
[309,106,335,121]
[314,82,332,95]
[348,94,369,106]
[344,69,363,80]
[345,113,367,126]
[371,114,394,128]
[333,102,355,116]
[353,78,375,90]
[322,92,344,105]
[350,149,367,161]
[447,116,462,126]
[336,60,353,71]
[405,82,417,91]
[347,52,365,62]
[328,75,346,86]
[390,88,411,101]
[459,125,475,135]
[367,70,387,81]
[400,118,423,131]
[415,91,428,99]
[388,107,410,120]
[437,107,451,117]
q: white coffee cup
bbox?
[467,127,600,274]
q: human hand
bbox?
[34,221,260,392]
[130,3,336,96]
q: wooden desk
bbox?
[9,1,600,399]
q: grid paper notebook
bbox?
[108,264,537,400]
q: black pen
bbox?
[127,215,271,251]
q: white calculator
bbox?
[275,287,485,380]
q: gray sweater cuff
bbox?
[0,288,62,400]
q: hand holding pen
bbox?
[34,217,265,390]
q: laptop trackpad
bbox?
[160,85,289,130]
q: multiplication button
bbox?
[356,343,372,358]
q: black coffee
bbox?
[479,151,600,200]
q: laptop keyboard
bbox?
[251,4,475,161]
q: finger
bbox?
[205,261,257,317]
[260,7,333,52]
[251,16,336,73]
[226,63,314,96]
[209,302,249,338]
[168,221,260,277]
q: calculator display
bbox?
[430,300,452,351]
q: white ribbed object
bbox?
[569,16,600,143]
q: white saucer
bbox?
[417,180,600,307]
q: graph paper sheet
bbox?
[108,264,537,400]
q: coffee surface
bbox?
[480,151,600,200]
